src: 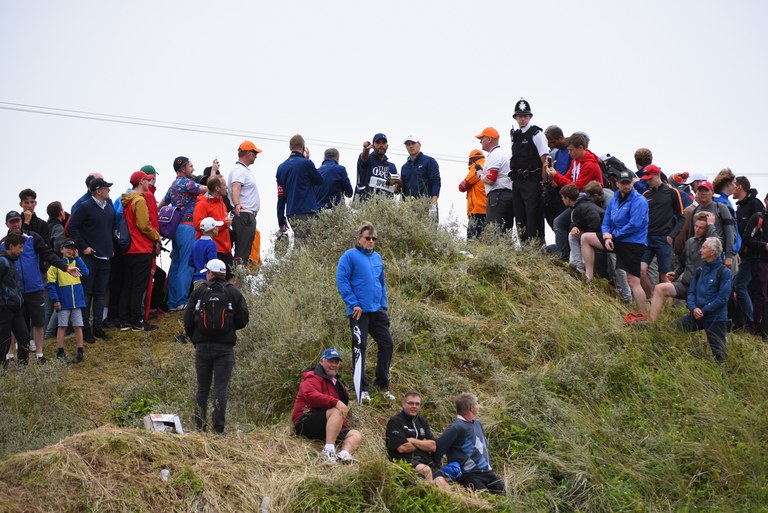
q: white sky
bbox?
[2,0,767,257]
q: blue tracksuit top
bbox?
[436,417,493,473]
[190,236,218,282]
[687,259,732,322]
[602,187,649,245]
[336,245,387,316]
[400,152,441,198]
[316,159,353,210]
[46,256,90,309]
[276,152,323,225]
[0,232,68,294]
[551,146,572,175]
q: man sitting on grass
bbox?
[292,348,362,464]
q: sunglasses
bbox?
[363,236,377,241]
[405,401,421,406]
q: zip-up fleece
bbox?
[46,256,89,309]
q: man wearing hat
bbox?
[119,171,160,331]
[1,211,80,363]
[355,133,398,201]
[581,170,650,318]
[639,164,684,298]
[184,258,250,434]
[459,149,487,239]
[475,127,514,233]
[71,172,104,215]
[292,348,362,464]
[509,98,549,244]
[160,158,207,310]
[685,181,736,271]
[67,177,116,342]
[228,141,262,264]
[400,136,441,219]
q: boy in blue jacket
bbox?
[190,217,222,287]
[47,239,89,363]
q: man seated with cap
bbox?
[292,348,362,464]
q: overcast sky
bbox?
[2,0,766,257]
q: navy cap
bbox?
[617,170,634,183]
[321,348,342,361]
[61,239,78,249]
[173,156,190,172]
[372,133,387,143]
[5,211,22,222]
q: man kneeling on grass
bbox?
[292,348,362,464]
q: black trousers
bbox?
[512,175,544,242]
[672,314,727,363]
[0,307,30,363]
[119,253,152,325]
[485,189,515,234]
[194,343,235,433]
[350,309,394,391]
[460,470,506,495]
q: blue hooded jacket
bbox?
[602,187,649,245]
[336,245,387,316]
[687,259,732,322]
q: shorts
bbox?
[641,235,673,273]
[294,409,349,443]
[598,236,645,277]
[22,290,46,328]
[672,281,689,299]
[57,308,84,327]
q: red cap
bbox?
[640,164,661,180]
[130,171,151,186]
[697,181,714,192]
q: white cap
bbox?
[200,217,224,233]
[201,258,227,274]
[403,135,420,144]
[685,173,707,184]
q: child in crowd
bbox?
[47,239,89,363]
[0,233,29,366]
[190,217,222,287]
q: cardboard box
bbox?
[143,414,184,434]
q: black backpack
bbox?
[194,281,234,337]
[599,154,632,191]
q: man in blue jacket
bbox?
[581,170,649,317]
[276,134,323,241]
[400,136,441,220]
[336,222,395,402]
[672,237,732,363]
[315,148,353,210]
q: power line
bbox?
[0,101,469,163]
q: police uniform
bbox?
[509,98,548,243]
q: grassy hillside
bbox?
[2,198,768,512]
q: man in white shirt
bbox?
[475,127,514,234]
[227,140,262,264]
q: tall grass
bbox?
[2,197,768,511]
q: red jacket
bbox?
[552,149,603,191]
[193,193,231,253]
[122,192,160,255]
[291,365,350,427]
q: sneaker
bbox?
[93,328,111,340]
[132,321,158,332]
[72,350,84,364]
[320,447,337,464]
[170,304,186,312]
[84,332,96,344]
[37,356,46,364]
[381,390,396,401]
[360,391,371,403]
[336,450,353,463]
[119,323,133,331]
[29,340,36,352]
[57,350,68,363]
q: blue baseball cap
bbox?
[372,133,387,143]
[321,348,342,361]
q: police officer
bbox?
[509,98,549,245]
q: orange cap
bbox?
[238,140,263,153]
[474,127,499,139]
[468,149,484,159]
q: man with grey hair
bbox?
[672,236,732,363]
[316,148,353,210]
[276,134,323,240]
[435,392,505,494]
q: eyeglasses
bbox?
[364,236,377,241]
[405,401,421,406]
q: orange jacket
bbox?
[193,193,232,254]
[458,157,487,215]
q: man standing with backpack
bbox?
[183,258,249,434]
